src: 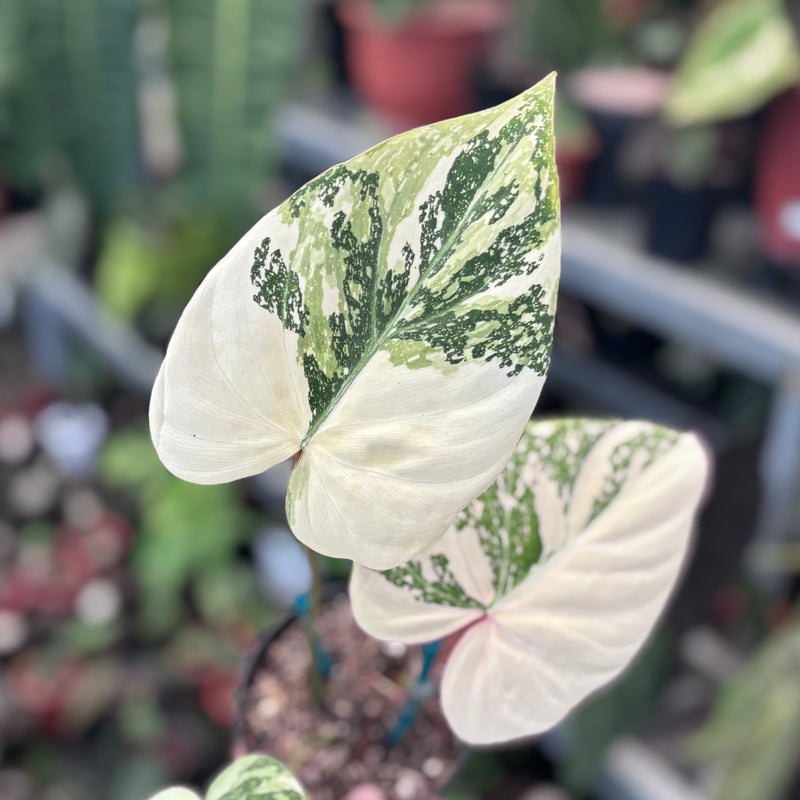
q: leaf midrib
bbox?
[299,116,532,449]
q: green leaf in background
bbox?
[151,76,560,571]
[350,418,709,744]
[95,214,229,327]
[689,622,800,800]
[665,0,800,126]
[95,220,162,323]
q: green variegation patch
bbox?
[350,418,710,743]
[666,0,800,126]
[150,75,561,570]
[251,79,558,438]
[383,554,485,610]
[375,419,679,607]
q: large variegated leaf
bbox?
[350,418,710,744]
[665,0,800,126]
[149,755,307,800]
[150,76,560,570]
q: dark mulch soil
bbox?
[241,594,461,800]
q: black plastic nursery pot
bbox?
[644,178,721,263]
[579,109,636,207]
[566,67,670,208]
[234,584,463,800]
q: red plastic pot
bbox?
[556,132,601,205]
[755,88,800,266]
[336,0,508,128]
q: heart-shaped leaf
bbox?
[150,76,560,569]
[148,755,307,800]
[350,418,710,743]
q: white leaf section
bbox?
[350,419,710,743]
[289,356,544,568]
[148,789,201,800]
[150,216,311,484]
[350,522,492,641]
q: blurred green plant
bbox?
[666,0,800,126]
[100,427,259,637]
[558,633,672,793]
[368,0,429,25]
[166,0,306,230]
[93,212,229,336]
[510,0,624,72]
[689,621,800,800]
[2,0,140,218]
[662,124,720,189]
[94,0,309,327]
[0,0,310,329]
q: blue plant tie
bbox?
[295,592,332,678]
[386,640,442,747]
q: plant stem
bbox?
[386,640,442,747]
[298,544,328,707]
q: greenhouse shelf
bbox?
[21,265,163,397]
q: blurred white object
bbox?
[0,414,35,465]
[74,579,122,625]
[520,787,572,800]
[779,199,800,242]
[35,402,109,476]
[0,610,27,655]
[253,525,311,606]
[61,486,105,529]
[7,458,59,518]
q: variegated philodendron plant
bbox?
[149,73,711,750]
[351,418,709,744]
[150,754,306,800]
[150,76,560,570]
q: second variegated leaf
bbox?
[350,418,710,743]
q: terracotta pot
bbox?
[336,0,508,128]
